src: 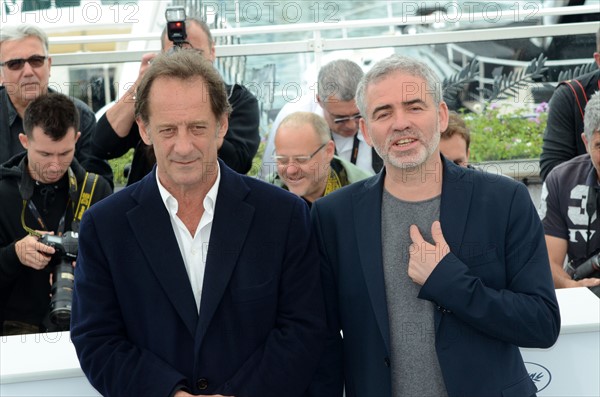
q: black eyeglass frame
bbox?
[273,142,328,165]
[0,55,48,71]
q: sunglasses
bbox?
[0,55,47,71]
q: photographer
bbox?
[92,11,260,183]
[540,91,600,290]
[0,93,111,336]
[0,25,114,189]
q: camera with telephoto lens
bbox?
[39,231,78,329]
[566,252,600,281]
[165,6,187,51]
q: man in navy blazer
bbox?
[71,50,325,397]
[310,55,560,397]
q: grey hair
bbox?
[355,54,442,119]
[317,59,364,102]
[0,25,49,54]
[584,91,600,141]
[277,111,331,144]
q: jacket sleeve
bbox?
[70,212,188,397]
[0,242,24,289]
[75,107,115,190]
[219,84,260,174]
[91,113,141,159]
[305,203,345,397]
[418,183,561,349]
[539,84,580,180]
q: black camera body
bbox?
[39,231,78,329]
[566,252,600,281]
[166,6,187,48]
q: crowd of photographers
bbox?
[0,9,598,361]
[0,26,113,336]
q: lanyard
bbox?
[332,131,360,165]
[20,167,78,237]
[350,134,360,165]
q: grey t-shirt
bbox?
[382,189,447,397]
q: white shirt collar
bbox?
[155,162,221,217]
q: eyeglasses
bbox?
[274,143,327,165]
[333,113,361,124]
[0,55,47,71]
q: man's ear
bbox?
[582,132,590,154]
[325,140,335,161]
[208,44,217,63]
[18,133,29,150]
[137,118,152,145]
[218,114,229,139]
[360,117,373,147]
[75,131,81,143]
[438,101,449,133]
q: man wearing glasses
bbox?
[317,60,383,175]
[268,112,371,206]
[92,16,260,184]
[0,25,114,189]
[259,59,383,180]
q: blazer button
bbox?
[197,378,208,390]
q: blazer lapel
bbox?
[128,170,198,337]
[434,158,473,332]
[353,172,391,353]
[440,158,473,254]
[196,163,254,343]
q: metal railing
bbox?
[43,2,597,111]
[47,4,598,67]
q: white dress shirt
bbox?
[331,130,375,174]
[156,163,221,312]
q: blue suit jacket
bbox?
[310,158,560,397]
[71,161,326,397]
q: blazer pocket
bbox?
[501,374,537,397]
[231,277,277,303]
[460,248,498,270]
[460,248,507,287]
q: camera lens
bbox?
[50,261,75,329]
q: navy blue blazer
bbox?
[71,161,326,397]
[310,158,560,397]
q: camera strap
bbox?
[560,79,588,125]
[72,172,99,231]
[21,167,79,237]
